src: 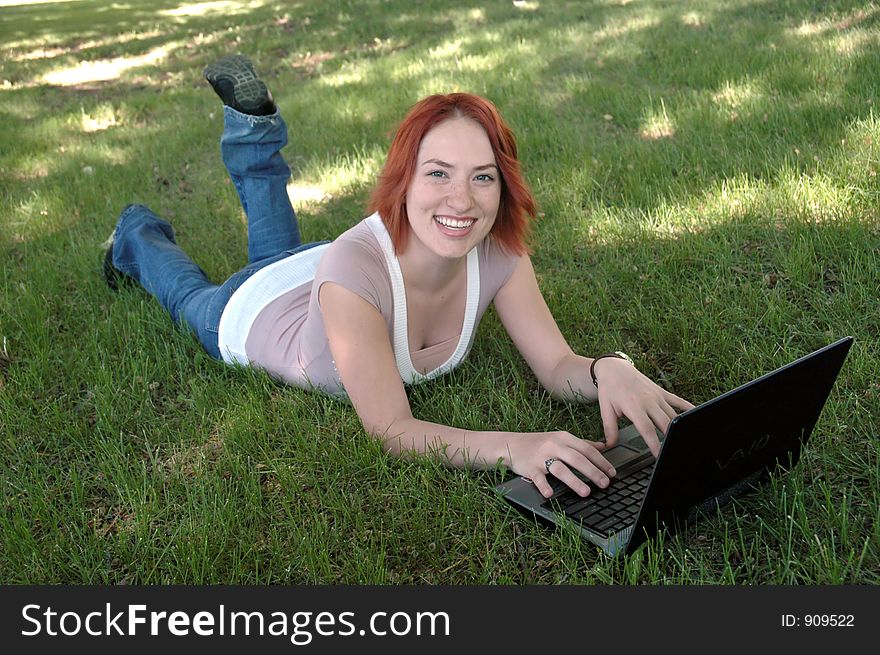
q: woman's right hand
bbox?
[505,431,617,499]
[321,281,616,497]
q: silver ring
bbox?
[544,458,556,474]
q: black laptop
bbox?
[495,337,853,556]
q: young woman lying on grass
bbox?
[103,55,694,499]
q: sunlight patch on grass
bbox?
[0,0,85,5]
[680,11,705,28]
[316,149,382,194]
[711,79,762,110]
[594,15,660,41]
[639,111,675,141]
[413,77,463,97]
[793,20,827,37]
[318,66,365,89]
[833,30,877,56]
[774,171,855,223]
[7,30,164,62]
[79,105,121,133]
[468,8,487,24]
[512,0,540,10]
[582,161,867,249]
[395,32,535,93]
[88,144,131,166]
[291,146,384,211]
[160,0,267,18]
[286,183,331,210]
[828,112,880,182]
[429,39,464,58]
[678,169,859,233]
[41,44,174,86]
[10,192,54,235]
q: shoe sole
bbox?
[204,55,270,113]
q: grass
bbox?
[0,0,878,584]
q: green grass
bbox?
[1,0,878,584]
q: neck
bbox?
[397,240,467,294]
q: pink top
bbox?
[219,214,519,399]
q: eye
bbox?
[474,173,495,183]
[428,170,447,178]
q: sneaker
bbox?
[203,54,276,116]
[102,230,133,291]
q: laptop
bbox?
[495,336,853,556]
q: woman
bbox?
[105,54,694,500]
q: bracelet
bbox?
[589,351,634,387]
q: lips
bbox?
[434,215,476,229]
[433,215,477,237]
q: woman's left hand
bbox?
[591,357,695,457]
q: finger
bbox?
[656,397,678,423]
[646,403,674,435]
[665,391,696,412]
[531,472,555,499]
[554,428,610,454]
[548,459,592,497]
[568,440,617,478]
[600,396,621,447]
[563,449,613,488]
[631,415,662,457]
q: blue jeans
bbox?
[111,107,328,359]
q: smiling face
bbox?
[403,116,501,261]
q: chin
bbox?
[435,235,485,258]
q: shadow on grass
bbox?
[3,0,879,247]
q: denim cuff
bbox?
[223,104,282,126]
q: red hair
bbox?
[367,93,537,256]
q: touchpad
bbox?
[618,424,664,453]
[602,445,643,468]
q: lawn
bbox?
[1,0,878,584]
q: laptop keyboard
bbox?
[542,460,655,536]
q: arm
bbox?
[319,281,615,498]
[493,255,694,456]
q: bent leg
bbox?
[111,204,224,358]
[221,107,302,263]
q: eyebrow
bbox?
[421,158,498,171]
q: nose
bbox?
[445,180,474,213]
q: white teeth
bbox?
[434,216,476,230]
